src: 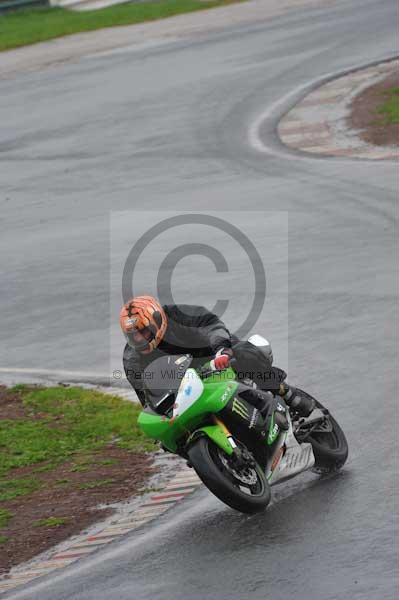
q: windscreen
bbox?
[143,354,193,401]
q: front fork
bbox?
[211,416,255,469]
[212,415,237,451]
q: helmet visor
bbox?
[124,326,154,351]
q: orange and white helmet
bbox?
[119,295,167,354]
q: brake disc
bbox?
[218,450,258,485]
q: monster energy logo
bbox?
[267,414,280,445]
[231,397,249,420]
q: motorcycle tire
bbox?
[297,390,349,474]
[187,436,271,514]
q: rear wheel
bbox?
[187,437,271,514]
[295,390,348,474]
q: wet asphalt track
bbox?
[2,0,399,598]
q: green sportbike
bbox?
[138,336,348,514]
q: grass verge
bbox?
[0,384,156,574]
[79,478,115,489]
[0,385,153,481]
[0,386,154,504]
[0,0,245,52]
[377,86,399,125]
[33,517,69,528]
[0,509,13,529]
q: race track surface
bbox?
[1,0,399,598]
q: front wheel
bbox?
[295,390,349,474]
[187,437,271,514]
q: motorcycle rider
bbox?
[120,295,314,416]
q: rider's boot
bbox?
[279,383,315,417]
[246,389,289,430]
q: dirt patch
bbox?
[0,448,155,575]
[0,385,158,575]
[350,71,399,146]
[0,386,28,420]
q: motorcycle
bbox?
[137,336,348,514]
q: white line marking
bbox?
[101,527,138,534]
[56,548,94,555]
[133,506,169,515]
[69,539,113,548]
[170,476,200,483]
[165,484,198,491]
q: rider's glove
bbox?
[211,348,233,371]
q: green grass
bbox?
[0,386,154,486]
[70,456,118,471]
[0,0,244,52]
[138,486,163,494]
[79,478,115,490]
[0,478,40,502]
[34,461,64,473]
[0,508,13,528]
[69,454,95,472]
[33,517,68,528]
[377,87,399,125]
[97,458,118,466]
[70,464,90,472]
[0,535,9,545]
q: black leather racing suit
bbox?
[123,304,285,407]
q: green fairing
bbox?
[137,367,238,453]
[188,425,234,455]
